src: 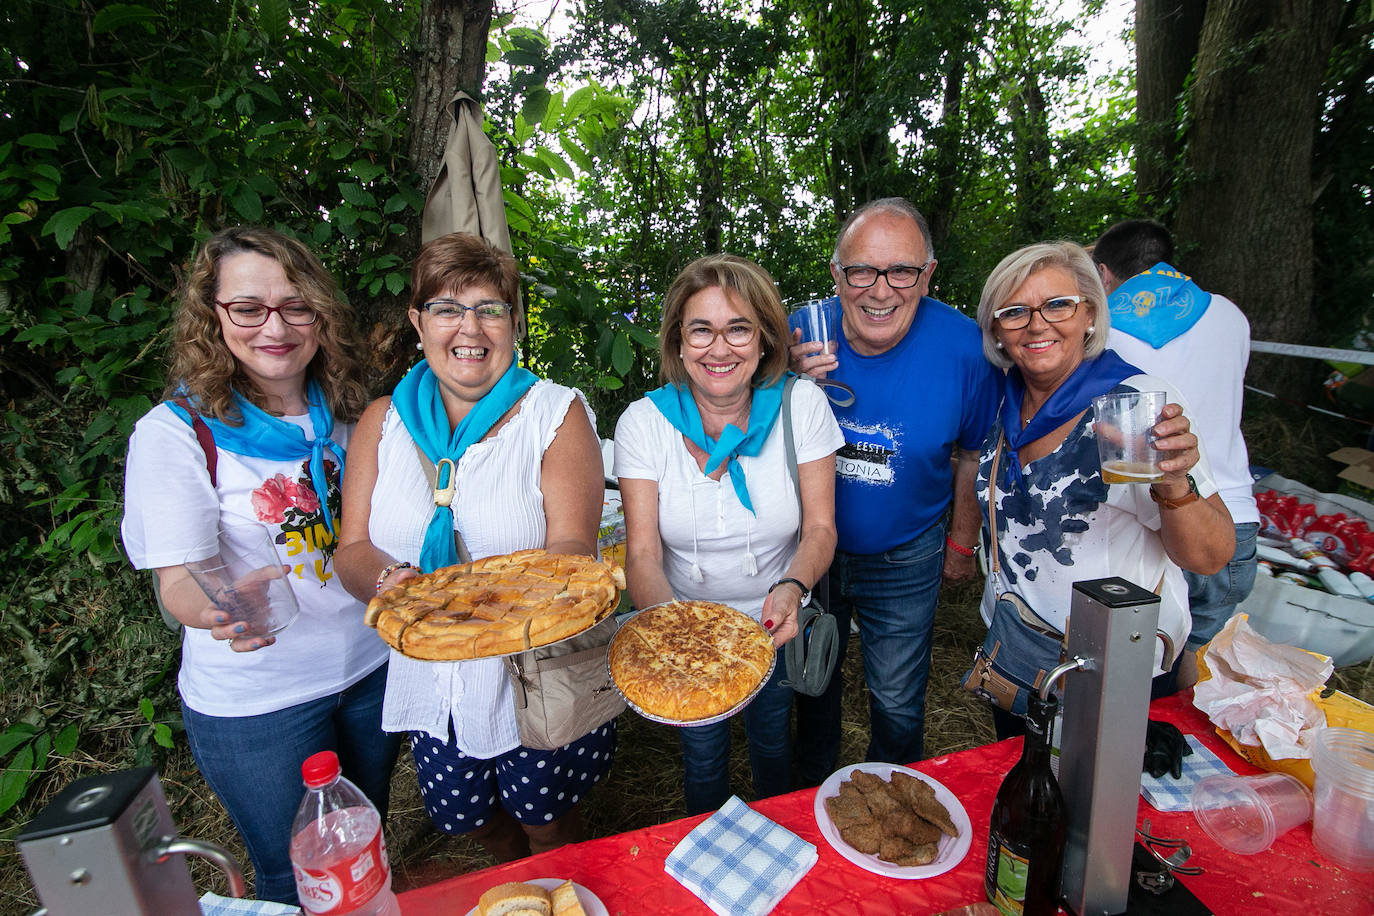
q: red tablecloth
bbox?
[398,693,1373,915]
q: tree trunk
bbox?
[1134,0,1206,211]
[407,0,494,193]
[366,0,495,391]
[1171,0,1343,395]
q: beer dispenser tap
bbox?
[1056,576,1165,916]
[18,766,245,916]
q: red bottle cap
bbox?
[301,750,341,788]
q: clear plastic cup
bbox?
[1091,390,1168,484]
[1311,727,1374,871]
[185,522,299,637]
[788,297,841,355]
[1191,772,1313,855]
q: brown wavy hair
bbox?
[658,254,790,388]
[164,226,369,423]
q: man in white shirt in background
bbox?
[1093,219,1260,689]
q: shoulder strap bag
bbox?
[779,376,840,697]
[411,440,625,750]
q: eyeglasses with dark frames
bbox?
[681,321,759,349]
[992,295,1085,330]
[419,299,513,324]
[836,260,932,290]
[215,299,319,327]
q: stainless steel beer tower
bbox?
[18,767,244,915]
[1058,577,1163,916]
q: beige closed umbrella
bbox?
[421,91,523,335]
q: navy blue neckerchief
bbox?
[998,350,1141,490]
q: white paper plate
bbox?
[813,762,973,879]
[463,877,608,916]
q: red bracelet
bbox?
[945,537,975,558]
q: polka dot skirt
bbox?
[410,721,617,833]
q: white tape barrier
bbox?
[1251,340,1374,365]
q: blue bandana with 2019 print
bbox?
[1108,262,1211,349]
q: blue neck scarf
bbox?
[166,380,345,534]
[1109,262,1210,348]
[998,350,1141,490]
[391,358,538,571]
[646,374,787,516]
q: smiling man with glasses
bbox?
[788,197,999,781]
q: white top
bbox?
[1109,293,1258,525]
[613,377,845,618]
[370,380,593,755]
[122,403,388,717]
[978,375,1219,674]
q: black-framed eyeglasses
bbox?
[419,298,513,325]
[836,260,932,289]
[681,321,759,349]
[992,295,1084,330]
[215,299,319,327]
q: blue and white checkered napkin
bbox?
[665,795,818,916]
[1139,735,1237,812]
[199,892,302,916]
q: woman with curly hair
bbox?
[121,226,399,904]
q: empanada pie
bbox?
[609,599,774,722]
[364,550,624,661]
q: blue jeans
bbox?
[679,647,791,815]
[796,524,945,772]
[1184,522,1260,648]
[181,663,401,904]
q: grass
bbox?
[2,394,1372,912]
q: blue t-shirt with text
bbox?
[831,297,999,555]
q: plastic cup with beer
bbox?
[185,522,299,637]
[1091,389,1168,484]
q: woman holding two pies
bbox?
[121,227,399,903]
[336,232,612,859]
[615,254,844,815]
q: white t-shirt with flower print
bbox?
[122,402,389,717]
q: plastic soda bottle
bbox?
[290,751,400,916]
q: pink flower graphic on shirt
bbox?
[252,473,317,523]
[251,474,293,523]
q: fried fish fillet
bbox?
[890,771,958,836]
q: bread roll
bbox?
[477,881,552,916]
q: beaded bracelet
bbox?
[376,561,416,594]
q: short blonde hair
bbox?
[976,241,1111,369]
[658,254,790,387]
[166,226,368,422]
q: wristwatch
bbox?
[1150,473,1200,509]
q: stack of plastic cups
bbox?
[1311,727,1374,871]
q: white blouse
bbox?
[370,380,593,755]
